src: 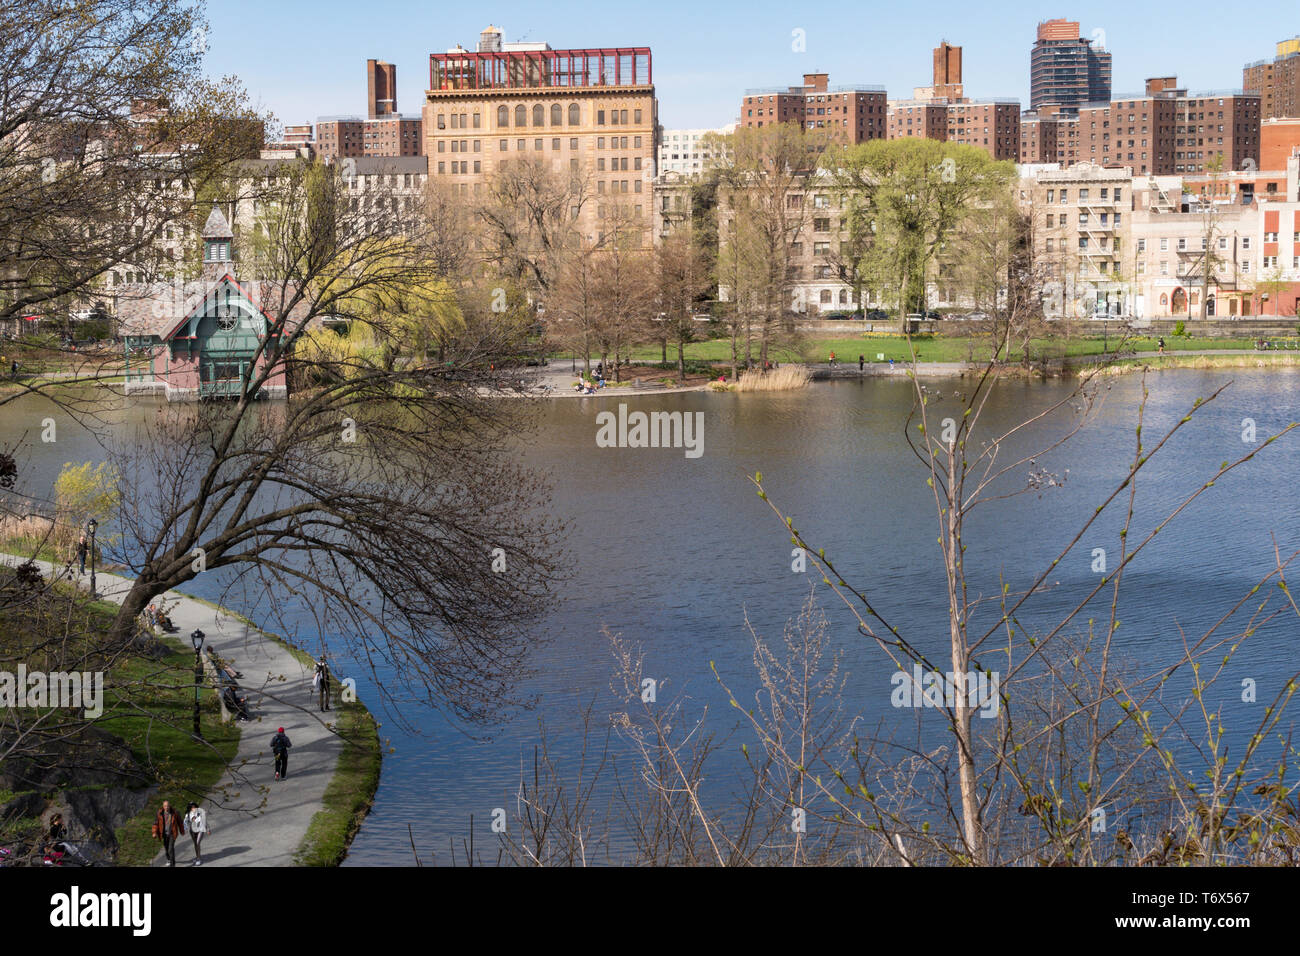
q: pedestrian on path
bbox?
[76,535,88,575]
[313,659,331,712]
[859,354,865,371]
[185,802,209,866]
[271,727,292,780]
[153,800,184,866]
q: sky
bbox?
[202,0,1298,135]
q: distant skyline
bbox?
[202,0,1298,134]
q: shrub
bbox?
[1173,320,1187,336]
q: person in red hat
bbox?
[270,727,292,780]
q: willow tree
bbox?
[821,138,1015,324]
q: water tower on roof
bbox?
[478,25,502,53]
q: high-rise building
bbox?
[1030,19,1111,110]
[885,41,1020,161]
[424,25,657,245]
[315,58,424,160]
[1243,37,1300,120]
[740,73,888,144]
[367,59,398,118]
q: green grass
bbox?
[609,334,1271,366]
[294,699,382,866]
[107,632,241,866]
[0,578,240,865]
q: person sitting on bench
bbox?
[221,684,250,720]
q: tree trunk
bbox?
[677,340,686,384]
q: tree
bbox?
[0,0,262,341]
[713,124,828,370]
[822,139,1015,326]
[102,161,562,727]
[654,231,712,383]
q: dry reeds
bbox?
[733,365,812,392]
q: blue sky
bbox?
[203,0,1297,133]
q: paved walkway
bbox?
[1,556,341,866]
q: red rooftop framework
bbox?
[429,48,652,91]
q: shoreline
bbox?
[0,553,380,866]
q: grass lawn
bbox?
[613,333,1271,366]
[294,699,382,866]
[0,573,240,865]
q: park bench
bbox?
[632,379,669,390]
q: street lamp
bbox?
[85,518,97,599]
[190,629,205,738]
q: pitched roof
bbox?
[200,206,233,239]
[115,275,314,340]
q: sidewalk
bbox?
[1,556,341,866]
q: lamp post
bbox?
[85,518,97,599]
[190,629,205,738]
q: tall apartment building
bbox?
[367,59,398,118]
[1075,78,1259,176]
[424,25,657,245]
[885,41,1020,160]
[740,73,888,144]
[1244,37,1300,119]
[1029,19,1111,110]
[315,114,424,160]
[316,59,424,160]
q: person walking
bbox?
[828,350,837,367]
[270,727,292,780]
[858,354,865,371]
[76,535,88,575]
[153,800,184,866]
[313,659,332,712]
[185,802,209,866]
[1158,336,1166,354]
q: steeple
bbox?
[201,206,235,282]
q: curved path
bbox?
[0,556,341,866]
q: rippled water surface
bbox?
[5,369,1299,864]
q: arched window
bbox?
[533,105,544,126]
[568,103,580,125]
[497,105,509,127]
[515,105,526,127]
[551,104,562,126]
[1159,293,1168,308]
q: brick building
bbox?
[424,25,657,246]
[315,58,424,160]
[367,59,398,118]
[740,73,888,144]
[1243,37,1300,120]
[1029,19,1112,110]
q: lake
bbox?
[4,368,1299,864]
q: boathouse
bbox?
[117,207,311,400]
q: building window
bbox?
[551,104,562,126]
[498,106,509,127]
[597,110,605,125]
[473,113,481,129]
[533,105,544,126]
[515,105,526,127]
[568,103,580,125]
[570,137,578,149]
